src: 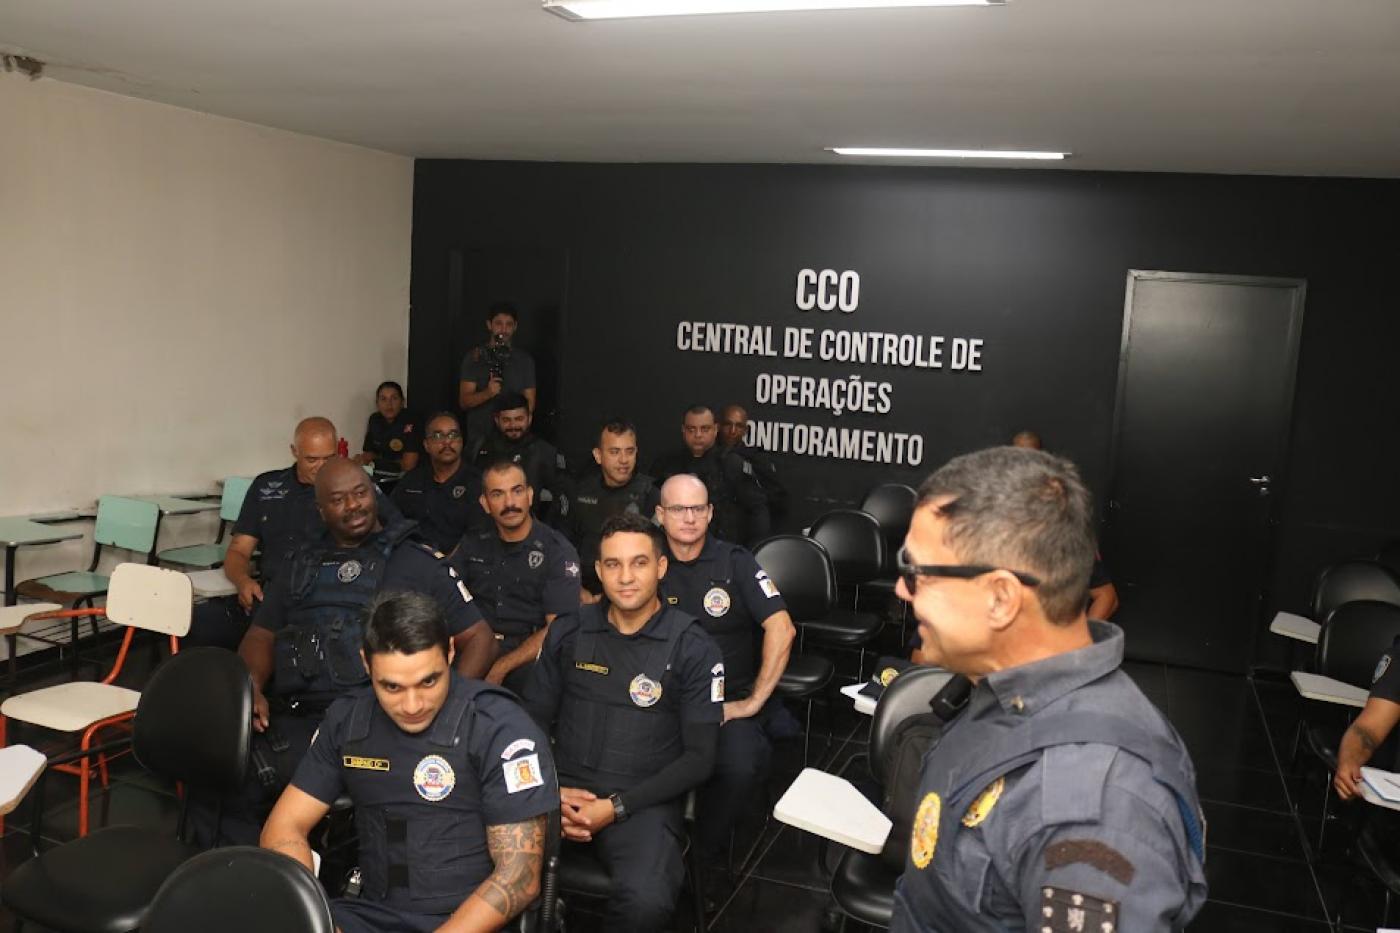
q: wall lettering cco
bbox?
[673,269,986,468]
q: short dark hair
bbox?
[481,457,528,485]
[363,591,450,658]
[684,404,714,420]
[376,381,404,398]
[494,392,529,415]
[599,511,664,556]
[917,446,1096,625]
[486,301,518,322]
[424,410,460,432]
[598,417,637,446]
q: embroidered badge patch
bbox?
[704,587,731,617]
[629,674,663,708]
[1039,886,1120,933]
[910,792,941,869]
[504,754,544,794]
[961,776,1005,828]
[878,666,901,687]
[500,738,536,760]
[711,675,725,702]
[337,560,362,583]
[756,571,780,599]
[413,755,456,802]
[1375,654,1393,684]
[575,661,610,675]
[452,485,466,499]
[564,561,580,578]
[528,550,545,570]
[389,438,404,452]
[1043,839,1137,885]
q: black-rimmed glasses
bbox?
[896,545,1041,591]
[425,430,463,443]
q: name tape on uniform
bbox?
[343,756,391,772]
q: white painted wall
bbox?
[0,72,414,586]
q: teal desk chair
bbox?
[12,496,160,670]
[157,477,253,569]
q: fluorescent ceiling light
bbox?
[828,147,1068,160]
[545,0,1003,21]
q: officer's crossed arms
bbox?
[262,592,553,933]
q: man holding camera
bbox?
[459,301,537,451]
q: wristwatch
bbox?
[608,793,629,822]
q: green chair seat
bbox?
[33,571,110,595]
[157,542,230,569]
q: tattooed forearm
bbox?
[478,815,547,919]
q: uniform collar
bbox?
[666,534,717,567]
[982,620,1124,716]
[584,600,674,640]
[433,460,476,487]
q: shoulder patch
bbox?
[1039,886,1120,933]
[1375,654,1392,684]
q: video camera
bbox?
[485,332,513,381]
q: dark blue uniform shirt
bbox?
[291,674,557,912]
[232,465,403,584]
[391,460,489,555]
[661,536,786,699]
[450,520,581,646]
[363,412,421,481]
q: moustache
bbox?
[502,507,524,516]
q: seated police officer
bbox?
[651,404,769,546]
[891,447,1206,932]
[451,459,582,694]
[188,416,403,651]
[654,474,795,876]
[522,513,724,933]
[357,380,421,492]
[564,418,660,601]
[218,458,496,845]
[718,403,788,524]
[1335,636,1400,800]
[473,393,568,525]
[261,590,556,933]
[392,411,488,555]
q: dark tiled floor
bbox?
[1,641,1396,931]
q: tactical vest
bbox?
[892,708,1208,931]
[554,605,692,790]
[458,531,552,643]
[664,542,759,697]
[270,521,416,701]
[340,684,495,915]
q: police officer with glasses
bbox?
[392,412,489,555]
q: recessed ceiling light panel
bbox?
[828,147,1068,160]
[544,0,1004,22]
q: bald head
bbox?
[291,417,338,484]
[660,474,709,505]
[315,457,379,545]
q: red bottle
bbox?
[337,437,349,458]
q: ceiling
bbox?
[3,0,1399,176]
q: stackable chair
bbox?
[141,847,334,933]
[11,496,161,669]
[754,535,839,764]
[0,645,253,933]
[829,665,954,929]
[857,483,918,633]
[0,563,191,837]
[1271,559,1400,649]
[805,510,886,678]
[156,477,253,570]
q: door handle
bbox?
[1248,476,1271,485]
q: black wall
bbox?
[409,160,1400,633]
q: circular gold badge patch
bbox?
[961,776,1005,828]
[389,438,404,452]
[878,666,900,687]
[910,791,941,869]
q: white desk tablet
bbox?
[774,767,891,855]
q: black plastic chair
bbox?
[1313,560,1400,625]
[754,535,839,763]
[1,647,253,933]
[830,666,956,928]
[858,483,918,581]
[141,847,333,933]
[806,511,886,678]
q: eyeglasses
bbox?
[426,431,463,443]
[661,504,710,518]
[896,546,1041,591]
